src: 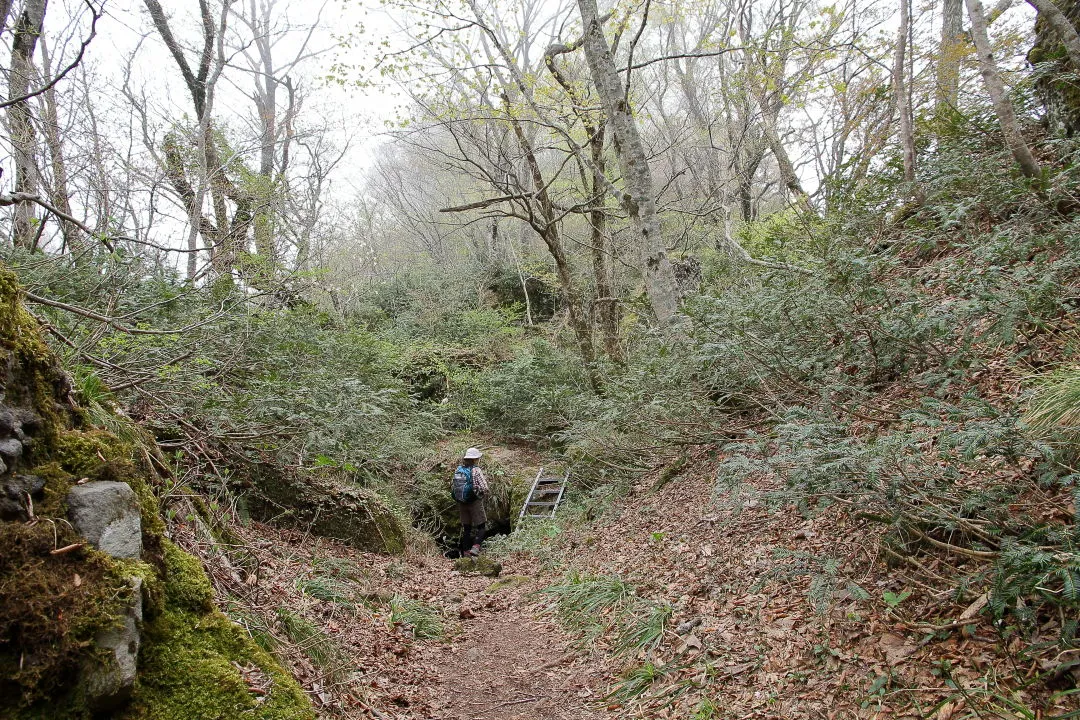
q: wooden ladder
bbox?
[518,467,569,521]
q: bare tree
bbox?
[576,0,681,330]
[35,33,80,252]
[7,0,48,248]
[965,0,1042,179]
[143,0,253,278]
[892,0,922,201]
[230,0,330,274]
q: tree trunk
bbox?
[1026,0,1080,69]
[36,35,80,253]
[506,102,600,390]
[937,0,965,112]
[144,0,247,277]
[587,126,622,362]
[758,105,815,214]
[0,0,14,36]
[8,0,48,249]
[576,0,681,331]
[249,0,279,274]
[893,0,922,200]
[965,0,1043,178]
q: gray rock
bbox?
[0,455,6,477]
[0,437,23,463]
[0,474,46,520]
[82,577,142,712]
[0,407,42,443]
[67,481,142,559]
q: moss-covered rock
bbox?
[453,555,503,577]
[246,467,407,553]
[0,265,315,720]
[119,539,314,720]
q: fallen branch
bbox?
[906,525,998,560]
[50,542,85,555]
[526,651,578,673]
[24,290,233,336]
[0,191,115,251]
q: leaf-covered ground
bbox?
[178,428,1080,720]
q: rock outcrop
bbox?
[67,480,143,559]
[246,466,407,553]
[0,265,315,720]
[82,577,143,713]
[1030,0,1080,135]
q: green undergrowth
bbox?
[387,595,445,639]
[0,266,314,719]
[541,572,672,655]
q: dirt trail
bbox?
[415,570,605,720]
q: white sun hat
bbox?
[463,447,483,459]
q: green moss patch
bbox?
[453,555,503,577]
[0,521,131,714]
[160,539,213,613]
[122,540,313,720]
[0,265,314,719]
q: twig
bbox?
[23,290,234,336]
[526,652,578,673]
[0,189,114,251]
[906,526,998,560]
[50,542,85,555]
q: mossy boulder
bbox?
[1030,0,1080,135]
[453,555,503,577]
[246,467,406,553]
[118,541,314,720]
[0,265,315,720]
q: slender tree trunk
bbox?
[893,0,923,201]
[576,0,681,331]
[965,0,1043,178]
[587,126,622,362]
[36,36,80,252]
[937,0,965,112]
[8,0,48,249]
[250,0,279,273]
[0,0,14,35]
[505,102,600,390]
[545,42,621,361]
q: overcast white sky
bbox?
[92,0,405,193]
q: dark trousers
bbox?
[457,499,487,551]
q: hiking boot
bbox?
[468,544,482,557]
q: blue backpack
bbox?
[451,465,476,502]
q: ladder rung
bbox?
[518,467,569,522]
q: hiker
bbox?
[452,447,489,557]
